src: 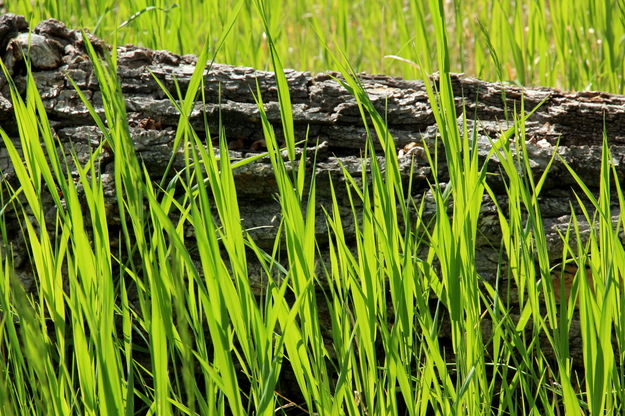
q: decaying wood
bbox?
[1,14,625,368]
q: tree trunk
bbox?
[2,13,624,367]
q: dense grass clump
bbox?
[1,1,625,415]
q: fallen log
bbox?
[1,13,624,369]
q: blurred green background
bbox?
[6,0,625,92]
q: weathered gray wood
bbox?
[1,14,624,367]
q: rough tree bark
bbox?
[2,14,625,367]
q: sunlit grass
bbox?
[6,0,625,93]
[1,1,625,415]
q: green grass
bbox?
[7,0,625,93]
[1,0,625,414]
